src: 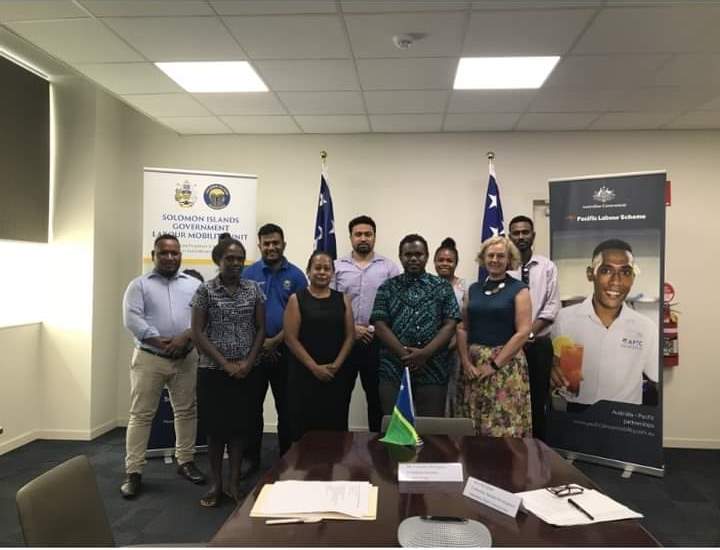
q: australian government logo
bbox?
[204,183,231,210]
[174,180,196,208]
[593,185,615,204]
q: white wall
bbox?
[113,130,719,448]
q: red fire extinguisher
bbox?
[663,282,679,367]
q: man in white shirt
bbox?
[551,239,658,407]
[508,215,560,441]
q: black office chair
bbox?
[16,455,115,547]
[381,415,475,436]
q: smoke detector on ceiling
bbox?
[392,34,418,50]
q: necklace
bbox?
[483,276,506,296]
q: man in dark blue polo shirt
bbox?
[243,223,307,472]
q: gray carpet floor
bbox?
[1,429,719,546]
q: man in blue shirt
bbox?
[121,234,205,498]
[243,223,307,472]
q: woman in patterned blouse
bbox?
[191,236,265,507]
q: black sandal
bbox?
[200,490,222,508]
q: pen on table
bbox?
[265,518,321,525]
[568,498,594,521]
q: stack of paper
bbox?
[250,481,378,521]
[517,487,643,526]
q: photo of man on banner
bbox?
[550,239,659,411]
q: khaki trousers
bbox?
[125,348,198,474]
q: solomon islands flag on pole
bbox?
[380,367,422,447]
[478,156,505,280]
[314,171,337,259]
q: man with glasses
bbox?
[551,239,658,407]
[508,216,560,440]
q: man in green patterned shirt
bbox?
[371,234,461,417]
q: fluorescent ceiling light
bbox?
[454,56,560,90]
[155,61,267,93]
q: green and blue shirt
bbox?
[370,272,461,385]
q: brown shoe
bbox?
[177,461,206,484]
[120,473,141,498]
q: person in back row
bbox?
[332,215,400,431]
[242,224,307,473]
[507,216,560,441]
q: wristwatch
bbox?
[527,331,536,343]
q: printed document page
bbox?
[259,481,371,518]
[518,487,643,526]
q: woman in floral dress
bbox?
[456,236,533,437]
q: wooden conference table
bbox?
[210,431,659,547]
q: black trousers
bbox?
[345,339,382,432]
[524,336,553,441]
[247,347,291,461]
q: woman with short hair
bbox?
[456,235,533,437]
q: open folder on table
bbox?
[517,486,643,527]
[250,481,378,521]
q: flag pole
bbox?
[320,149,328,173]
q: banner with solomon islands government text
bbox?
[143,167,257,281]
[547,171,665,476]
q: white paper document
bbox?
[398,462,464,482]
[256,481,372,519]
[517,486,643,526]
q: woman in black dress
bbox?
[283,250,355,442]
[191,236,265,507]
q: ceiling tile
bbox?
[545,54,671,88]
[5,19,144,63]
[370,114,443,132]
[356,58,455,90]
[194,92,286,115]
[295,115,369,133]
[589,112,676,130]
[120,93,210,117]
[448,90,535,113]
[612,87,718,112]
[104,17,245,61]
[77,63,182,94]
[444,113,520,131]
[0,1,87,21]
[277,91,365,115]
[221,115,301,133]
[345,12,465,58]
[224,15,349,59]
[665,111,720,129]
[364,91,448,114]
[653,54,720,87]
[516,112,597,130]
[472,1,602,7]
[529,88,626,112]
[210,1,336,15]
[463,9,595,55]
[157,116,232,134]
[80,0,214,16]
[255,60,359,91]
[341,1,469,12]
[573,6,720,54]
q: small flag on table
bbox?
[380,367,422,447]
[313,171,337,259]
[478,155,506,280]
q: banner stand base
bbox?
[553,447,664,478]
